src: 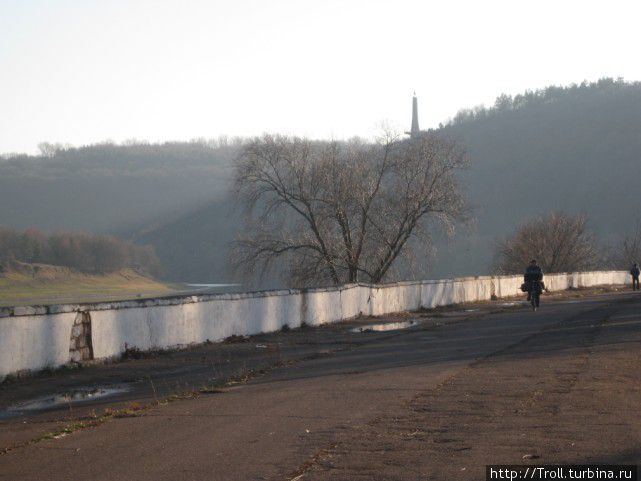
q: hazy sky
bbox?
[1,0,640,154]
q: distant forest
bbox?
[0,139,240,233]
[449,77,639,126]
[438,77,641,276]
[1,78,640,283]
[0,227,161,275]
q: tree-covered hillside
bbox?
[1,78,640,283]
[0,140,239,233]
[432,78,641,277]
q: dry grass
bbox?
[0,265,179,307]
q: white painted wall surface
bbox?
[0,271,631,379]
[0,311,76,378]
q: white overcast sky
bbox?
[1,0,640,154]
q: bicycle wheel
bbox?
[531,293,537,311]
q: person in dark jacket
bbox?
[631,263,640,290]
[524,259,544,307]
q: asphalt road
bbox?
[1,291,640,481]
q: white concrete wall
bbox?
[0,311,76,379]
[0,270,630,380]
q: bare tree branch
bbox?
[232,132,468,286]
[494,212,598,274]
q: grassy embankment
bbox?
[0,263,182,307]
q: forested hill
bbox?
[430,78,641,277]
[1,79,640,282]
[137,79,641,282]
[0,140,239,233]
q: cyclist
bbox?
[524,259,544,310]
[631,262,640,290]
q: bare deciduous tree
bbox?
[494,212,598,274]
[0,227,162,276]
[620,222,641,264]
[232,132,468,286]
[604,222,641,269]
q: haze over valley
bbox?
[2,79,640,285]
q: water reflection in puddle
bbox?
[350,320,420,333]
[3,385,131,417]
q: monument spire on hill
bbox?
[406,92,421,138]
[411,92,419,136]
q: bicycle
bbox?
[528,281,543,311]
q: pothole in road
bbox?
[350,320,422,333]
[2,385,131,418]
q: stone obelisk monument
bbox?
[410,92,420,137]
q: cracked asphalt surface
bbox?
[1,289,640,480]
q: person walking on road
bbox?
[631,263,640,290]
[524,259,544,310]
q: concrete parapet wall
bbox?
[0,270,630,379]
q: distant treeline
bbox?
[0,227,161,276]
[447,77,640,126]
[0,136,245,172]
[0,139,241,235]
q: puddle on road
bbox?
[2,385,131,418]
[350,320,421,333]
